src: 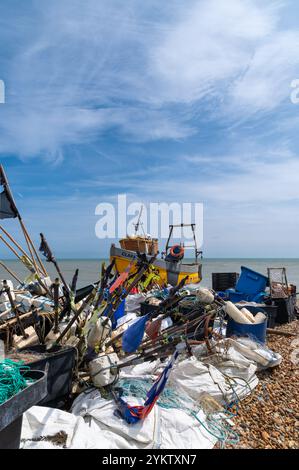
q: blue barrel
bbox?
[226,306,267,344]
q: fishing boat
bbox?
[110,222,203,286]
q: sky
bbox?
[0,0,299,258]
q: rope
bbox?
[0,359,31,405]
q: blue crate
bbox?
[235,266,268,297]
[226,290,250,303]
[226,289,267,303]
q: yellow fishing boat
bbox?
[110,223,202,286]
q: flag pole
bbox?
[39,233,69,292]
[0,234,53,298]
[0,224,44,276]
[20,219,48,276]
[0,164,48,277]
[0,260,23,285]
[52,277,60,334]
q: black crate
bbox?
[212,272,239,292]
[259,305,278,328]
[19,345,76,407]
[273,297,295,324]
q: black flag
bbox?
[39,233,55,263]
[0,165,18,219]
[0,190,18,219]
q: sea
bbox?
[1,258,299,289]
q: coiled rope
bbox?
[0,359,31,405]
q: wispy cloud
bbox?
[0,0,298,161]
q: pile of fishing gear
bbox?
[0,164,285,450]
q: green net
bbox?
[0,359,31,405]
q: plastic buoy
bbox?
[225,301,252,324]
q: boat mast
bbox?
[134,205,145,237]
[165,223,202,262]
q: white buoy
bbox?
[240,308,255,324]
[196,287,214,304]
[254,312,267,324]
[89,353,119,388]
[225,301,252,324]
[87,317,112,349]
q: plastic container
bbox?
[226,306,268,343]
[235,266,268,297]
[274,297,294,324]
[0,369,47,449]
[212,272,239,292]
[19,345,76,407]
[259,305,277,328]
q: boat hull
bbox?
[110,245,202,286]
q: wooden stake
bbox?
[0,260,23,285]
[267,328,297,337]
[53,278,60,333]
[0,225,44,276]
[0,234,52,298]
[53,287,98,347]
[19,218,48,277]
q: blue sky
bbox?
[1,0,299,258]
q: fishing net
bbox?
[0,359,31,405]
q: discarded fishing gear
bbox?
[112,349,179,424]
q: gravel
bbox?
[225,320,299,449]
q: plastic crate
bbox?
[226,290,250,303]
[212,272,239,292]
[19,345,76,407]
[274,297,295,324]
[236,266,268,297]
[259,305,277,328]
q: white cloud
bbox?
[230,30,299,113]
[151,0,279,103]
[1,0,297,161]
[1,0,299,259]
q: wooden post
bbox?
[0,225,44,277]
[0,260,23,285]
[19,218,48,277]
[0,234,53,298]
[53,278,60,333]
